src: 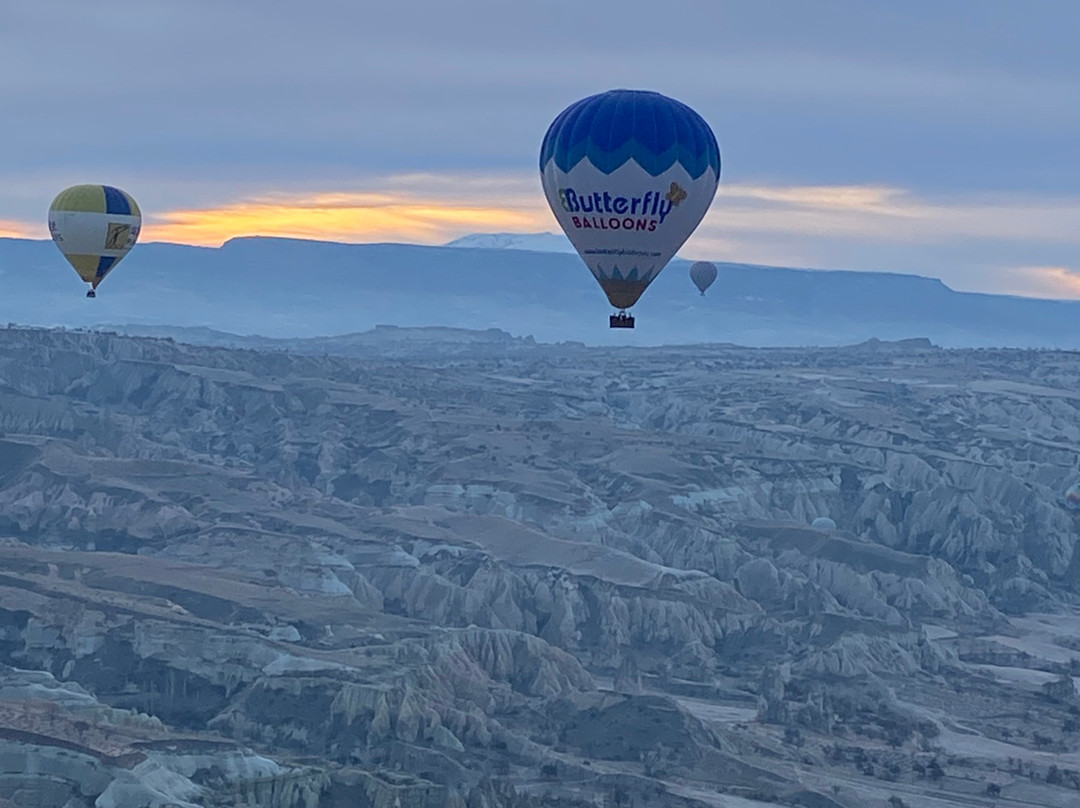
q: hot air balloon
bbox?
[1064,483,1080,511]
[690,261,717,296]
[540,90,720,328]
[811,517,837,531]
[48,185,141,298]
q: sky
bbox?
[2,0,1079,298]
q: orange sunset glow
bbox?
[141,190,555,247]
[7,180,1080,304]
[1008,266,1080,299]
[0,219,34,239]
[128,180,1080,254]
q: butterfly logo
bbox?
[665,182,687,206]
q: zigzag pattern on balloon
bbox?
[540,90,721,179]
[597,264,652,282]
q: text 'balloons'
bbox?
[540,90,720,326]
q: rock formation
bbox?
[0,327,1078,806]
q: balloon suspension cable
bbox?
[609,310,635,329]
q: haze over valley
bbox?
[3,235,1080,349]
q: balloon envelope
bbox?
[811,517,837,530]
[540,90,720,310]
[690,261,718,295]
[48,185,141,290]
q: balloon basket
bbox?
[86,289,96,299]
[609,313,635,329]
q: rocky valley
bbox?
[0,326,1079,807]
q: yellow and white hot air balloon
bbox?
[48,184,141,298]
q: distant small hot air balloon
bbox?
[811,517,837,530]
[540,90,721,328]
[48,185,141,298]
[690,261,717,296]
[1064,483,1080,511]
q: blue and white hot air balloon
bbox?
[540,89,721,328]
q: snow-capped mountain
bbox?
[444,231,576,253]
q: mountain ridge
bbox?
[2,234,1077,348]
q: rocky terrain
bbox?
[1,326,1080,807]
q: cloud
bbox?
[6,170,1079,302]
[680,183,1080,289]
[719,185,908,211]
[2,0,1078,208]
[3,171,1076,258]
[143,182,553,246]
[129,174,1080,253]
[0,219,35,239]
[694,183,1080,246]
[1,0,1075,315]
[991,266,1080,300]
